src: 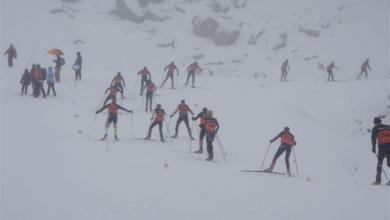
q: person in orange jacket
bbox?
[192,107,208,153]
[161,61,179,89]
[264,127,297,176]
[145,80,156,112]
[371,117,390,185]
[137,67,151,96]
[96,98,132,141]
[204,110,219,161]
[185,61,202,88]
[145,104,166,142]
[170,99,194,139]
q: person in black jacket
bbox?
[145,104,166,142]
[73,52,82,80]
[170,99,194,140]
[4,44,17,68]
[20,69,31,95]
[371,117,390,185]
[264,127,297,176]
[192,107,208,153]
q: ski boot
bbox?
[194,147,203,154]
[373,181,381,185]
[171,134,178,138]
[114,135,119,141]
[287,170,292,177]
[145,136,151,140]
[263,167,273,173]
[206,154,213,161]
[190,136,195,141]
[386,181,390,186]
[100,134,108,141]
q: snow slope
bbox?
[1,0,390,219]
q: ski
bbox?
[241,170,287,175]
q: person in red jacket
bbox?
[103,85,123,106]
[185,61,202,88]
[137,67,151,96]
[192,107,208,153]
[356,58,371,80]
[170,99,194,140]
[204,110,219,161]
[161,61,179,89]
[145,80,156,112]
[371,117,390,185]
[95,98,132,141]
[111,72,125,97]
[145,104,166,142]
[264,127,297,176]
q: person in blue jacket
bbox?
[46,66,56,96]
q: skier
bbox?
[37,66,47,98]
[145,80,156,112]
[145,104,166,142]
[185,61,202,88]
[20,69,31,95]
[30,64,38,96]
[111,72,125,97]
[192,107,208,153]
[103,85,123,106]
[4,44,17,67]
[356,58,371,80]
[46,67,56,96]
[280,59,290,81]
[326,62,338,82]
[204,110,219,161]
[170,99,194,140]
[95,98,132,141]
[264,127,297,176]
[161,61,179,89]
[73,51,82,80]
[137,67,151,96]
[371,117,390,185]
[53,54,65,82]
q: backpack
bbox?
[59,57,65,65]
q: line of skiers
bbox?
[281,58,372,82]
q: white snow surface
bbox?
[1,0,390,219]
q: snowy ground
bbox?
[1,0,390,220]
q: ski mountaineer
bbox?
[264,127,297,176]
[192,107,208,153]
[4,43,17,68]
[145,80,156,112]
[185,61,202,88]
[161,61,179,89]
[371,117,390,185]
[95,98,132,141]
[170,99,195,140]
[204,110,219,161]
[73,51,82,80]
[280,59,290,81]
[20,69,31,95]
[53,54,65,82]
[356,58,371,80]
[103,85,123,106]
[137,67,151,96]
[111,72,125,98]
[326,62,338,82]
[145,104,166,142]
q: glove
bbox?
[269,139,273,143]
[191,117,195,120]
[170,114,173,118]
[372,148,376,153]
[95,111,99,114]
[129,110,133,114]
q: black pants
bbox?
[271,144,292,171]
[185,71,195,86]
[161,73,174,88]
[145,93,153,111]
[147,121,164,141]
[75,70,81,80]
[376,145,390,183]
[8,56,13,67]
[35,82,46,98]
[199,125,206,147]
[357,70,368,80]
[281,70,287,81]
[21,83,28,95]
[140,78,147,95]
[206,132,216,157]
[47,83,56,96]
[327,71,334,81]
[175,115,193,138]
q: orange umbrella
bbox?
[48,48,64,56]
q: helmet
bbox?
[284,126,290,132]
[374,117,382,124]
[202,107,208,112]
[207,110,213,117]
[157,104,161,108]
[181,99,185,104]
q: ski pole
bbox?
[129,77,139,98]
[165,118,171,138]
[215,134,227,161]
[130,113,134,138]
[25,46,37,69]
[87,113,98,140]
[260,142,272,171]
[293,147,300,177]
